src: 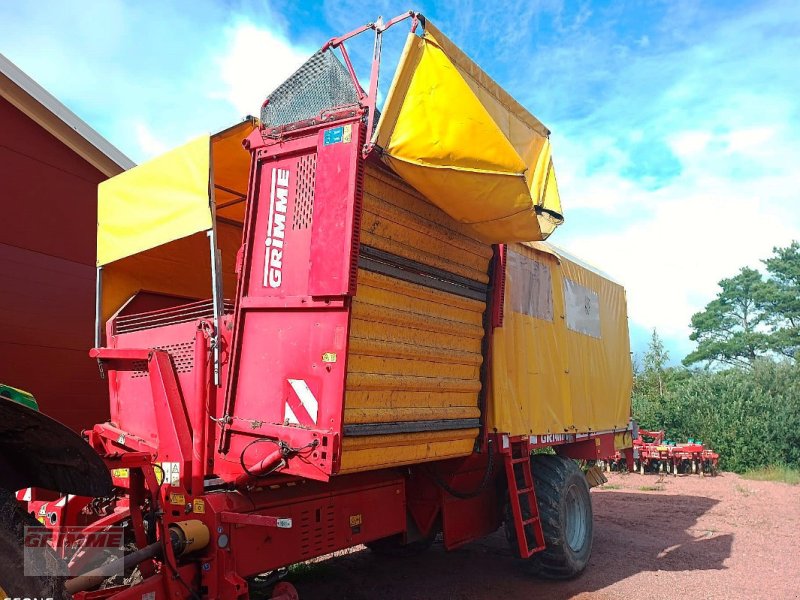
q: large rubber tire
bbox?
[0,488,67,599]
[508,455,593,580]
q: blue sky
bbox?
[2,0,799,364]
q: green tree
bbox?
[683,267,771,368]
[632,329,689,430]
[640,329,669,398]
[761,241,799,361]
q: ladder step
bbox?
[522,517,540,526]
[517,487,533,494]
[510,457,530,464]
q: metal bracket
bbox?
[319,11,424,158]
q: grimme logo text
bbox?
[23,526,124,578]
[264,167,290,288]
[24,529,124,548]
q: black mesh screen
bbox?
[261,50,361,128]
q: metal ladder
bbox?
[504,438,546,558]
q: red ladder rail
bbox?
[504,438,546,558]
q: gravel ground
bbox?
[292,471,800,600]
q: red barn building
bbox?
[0,53,134,431]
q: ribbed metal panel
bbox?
[339,164,491,473]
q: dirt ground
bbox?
[290,471,800,600]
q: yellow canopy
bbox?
[97,120,254,326]
[97,120,254,266]
[374,23,563,243]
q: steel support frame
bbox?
[90,347,193,491]
[320,10,421,157]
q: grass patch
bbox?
[638,485,665,492]
[741,465,800,485]
[287,561,334,581]
[601,483,622,490]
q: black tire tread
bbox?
[0,488,68,599]
[506,455,593,580]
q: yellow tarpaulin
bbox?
[97,120,254,324]
[97,120,254,267]
[374,22,563,243]
[488,242,632,435]
[97,135,213,266]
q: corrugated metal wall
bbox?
[0,97,109,431]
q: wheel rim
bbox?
[565,484,587,552]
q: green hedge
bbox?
[632,361,800,473]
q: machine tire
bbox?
[510,455,593,580]
[0,488,67,599]
[366,532,434,558]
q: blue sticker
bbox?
[324,126,344,145]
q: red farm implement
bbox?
[603,429,719,476]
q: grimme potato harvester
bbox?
[0,12,635,600]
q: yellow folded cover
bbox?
[374,22,563,243]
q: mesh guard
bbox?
[261,50,361,128]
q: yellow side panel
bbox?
[339,429,480,473]
[339,165,490,473]
[98,135,213,266]
[488,243,632,436]
[489,247,570,434]
[347,270,485,412]
[362,166,492,282]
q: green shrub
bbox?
[632,361,800,473]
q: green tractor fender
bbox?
[0,385,112,497]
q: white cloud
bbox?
[134,122,168,158]
[0,3,317,163]
[213,22,314,117]
[723,127,775,154]
[667,131,712,158]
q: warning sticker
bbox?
[158,462,181,487]
[193,499,205,514]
